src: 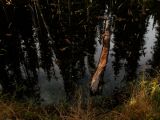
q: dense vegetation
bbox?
[1,76,160,120]
[0,0,160,119]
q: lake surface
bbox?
[0,0,160,104]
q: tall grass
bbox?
[0,76,160,120]
[106,76,160,120]
[0,91,104,120]
[0,95,60,120]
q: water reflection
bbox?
[0,0,99,103]
[101,0,158,96]
[112,12,149,81]
[0,2,40,101]
[0,0,160,103]
[148,1,160,76]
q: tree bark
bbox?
[90,19,111,93]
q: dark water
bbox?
[0,0,160,104]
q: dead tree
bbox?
[90,18,111,94]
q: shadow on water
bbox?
[0,0,160,104]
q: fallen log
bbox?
[90,19,111,93]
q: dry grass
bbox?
[0,90,107,120]
[55,77,160,120]
[106,78,160,120]
[58,90,105,120]
[0,99,60,120]
[0,76,160,120]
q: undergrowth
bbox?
[0,75,160,120]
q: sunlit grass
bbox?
[0,75,160,120]
[105,75,160,120]
[1,75,160,120]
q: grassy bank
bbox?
[1,76,160,120]
[106,76,160,120]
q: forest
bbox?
[0,0,160,119]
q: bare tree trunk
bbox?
[90,18,111,93]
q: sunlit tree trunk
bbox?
[90,18,111,93]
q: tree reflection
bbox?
[0,2,40,101]
[148,1,160,76]
[108,0,150,81]
[51,0,99,99]
[0,0,158,103]
[0,0,99,101]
